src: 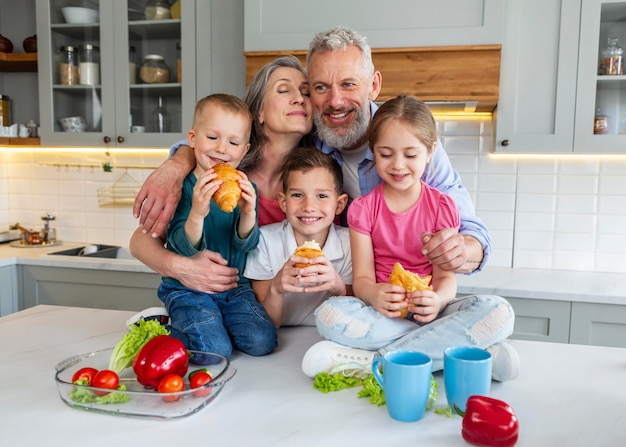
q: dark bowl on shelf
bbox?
[22,35,37,53]
[0,34,13,53]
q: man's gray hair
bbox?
[306,26,374,75]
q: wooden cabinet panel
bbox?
[0,265,18,317]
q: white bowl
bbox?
[59,116,87,133]
[61,7,99,24]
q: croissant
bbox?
[212,163,242,213]
[388,262,432,318]
[293,240,324,268]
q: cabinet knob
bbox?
[103,136,111,144]
[117,136,125,144]
[501,139,510,147]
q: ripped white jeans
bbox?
[314,295,515,372]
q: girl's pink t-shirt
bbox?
[348,181,460,283]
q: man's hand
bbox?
[178,250,239,294]
[421,229,483,274]
[133,145,195,238]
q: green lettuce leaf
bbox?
[108,319,169,374]
[69,383,130,404]
[313,372,363,393]
[314,372,440,410]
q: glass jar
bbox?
[176,42,181,83]
[144,0,171,20]
[0,94,10,126]
[599,37,624,76]
[59,45,78,85]
[594,108,609,135]
[140,55,170,83]
[78,44,100,85]
[129,46,137,84]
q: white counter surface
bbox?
[457,266,626,305]
[0,241,153,273]
[2,305,625,447]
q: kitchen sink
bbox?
[47,245,126,259]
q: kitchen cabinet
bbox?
[0,265,18,317]
[506,297,572,343]
[570,302,626,348]
[19,265,162,312]
[35,0,196,147]
[244,0,503,51]
[495,0,626,153]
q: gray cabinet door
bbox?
[0,265,18,317]
[506,297,571,343]
[244,0,503,51]
[493,0,581,153]
[20,265,162,312]
[570,302,626,348]
[36,0,196,147]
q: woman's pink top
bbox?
[258,194,286,227]
[348,181,460,282]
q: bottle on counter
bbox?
[59,45,79,85]
[0,94,10,126]
[599,37,624,76]
[129,46,137,84]
[78,44,100,85]
[151,95,168,133]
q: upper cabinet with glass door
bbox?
[575,0,626,152]
[35,0,195,147]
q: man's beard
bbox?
[313,107,370,151]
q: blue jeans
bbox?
[314,295,515,372]
[158,282,277,361]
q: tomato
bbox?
[71,367,98,385]
[92,369,120,396]
[189,369,213,397]
[158,373,184,402]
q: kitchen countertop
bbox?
[2,305,625,447]
[0,241,153,273]
[457,266,626,306]
[1,241,624,304]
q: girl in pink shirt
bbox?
[302,96,518,381]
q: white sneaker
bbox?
[301,340,375,379]
[126,307,169,329]
[487,341,520,382]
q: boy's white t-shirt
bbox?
[243,220,352,326]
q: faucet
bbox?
[41,213,56,244]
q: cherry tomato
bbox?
[92,369,120,396]
[158,373,184,402]
[71,367,98,385]
[189,369,213,397]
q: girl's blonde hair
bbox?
[367,96,437,153]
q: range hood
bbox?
[245,44,501,114]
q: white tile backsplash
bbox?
[2,116,626,274]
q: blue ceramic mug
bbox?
[443,346,492,413]
[372,351,432,422]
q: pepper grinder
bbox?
[41,213,57,244]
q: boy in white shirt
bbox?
[244,147,352,326]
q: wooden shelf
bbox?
[0,137,40,145]
[0,51,37,72]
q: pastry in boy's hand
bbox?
[293,240,324,268]
[212,163,242,213]
[388,262,432,318]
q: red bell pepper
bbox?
[457,395,519,447]
[132,335,189,388]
